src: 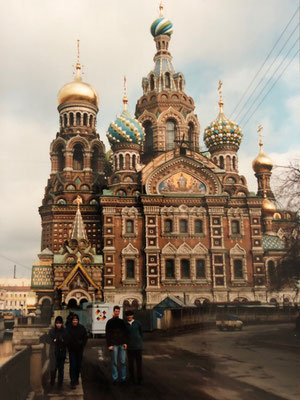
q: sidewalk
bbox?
[45,358,84,400]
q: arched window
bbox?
[226,155,231,170]
[233,156,236,171]
[195,219,203,233]
[73,144,84,170]
[126,220,134,234]
[180,219,188,233]
[231,220,240,234]
[69,113,74,126]
[91,147,99,172]
[150,75,155,91]
[63,114,67,126]
[196,259,205,278]
[60,116,62,128]
[219,156,224,169]
[268,260,276,285]
[89,115,93,127]
[188,122,194,149]
[57,145,65,172]
[126,260,135,279]
[166,119,176,151]
[132,154,136,169]
[83,113,88,126]
[181,259,190,279]
[166,259,175,278]
[165,72,171,89]
[165,219,173,233]
[119,154,124,169]
[144,121,153,153]
[76,112,81,125]
[234,259,243,279]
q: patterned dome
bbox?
[107,109,144,146]
[151,17,173,37]
[204,114,242,150]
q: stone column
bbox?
[30,343,44,399]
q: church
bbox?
[31,5,297,310]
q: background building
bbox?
[0,278,31,313]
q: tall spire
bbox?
[70,196,88,240]
[74,39,82,82]
[122,76,128,111]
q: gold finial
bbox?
[74,39,82,82]
[257,124,263,147]
[218,80,224,112]
[159,1,164,17]
[75,195,83,209]
[123,76,128,110]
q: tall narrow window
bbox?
[126,260,135,279]
[144,121,153,153]
[57,145,65,172]
[83,113,88,126]
[119,154,124,169]
[166,259,175,278]
[126,220,134,233]
[91,147,99,172]
[233,156,236,171]
[188,122,194,149]
[165,72,171,89]
[181,259,190,279]
[64,114,67,127]
[232,220,240,234]
[195,219,203,233]
[76,112,81,125]
[132,154,136,169]
[89,115,93,127]
[165,219,173,233]
[180,219,188,233]
[234,259,243,279]
[69,113,74,126]
[219,156,224,169]
[166,119,176,151]
[196,259,205,278]
[73,144,84,170]
[150,75,155,91]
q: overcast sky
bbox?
[0,0,299,278]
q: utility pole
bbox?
[13,264,16,279]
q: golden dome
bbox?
[58,62,99,108]
[262,197,276,215]
[252,141,273,173]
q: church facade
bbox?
[31,8,298,310]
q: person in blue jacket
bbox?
[125,310,143,384]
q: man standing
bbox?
[105,305,128,384]
[125,310,143,385]
[65,314,88,389]
[48,316,67,389]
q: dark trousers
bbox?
[69,350,83,384]
[50,355,65,385]
[127,349,143,383]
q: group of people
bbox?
[48,305,143,390]
[48,312,87,390]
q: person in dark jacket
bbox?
[65,313,88,388]
[105,305,128,384]
[48,315,67,389]
[125,310,143,384]
[65,311,74,329]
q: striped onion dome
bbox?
[107,108,144,146]
[151,16,173,37]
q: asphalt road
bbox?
[81,323,300,400]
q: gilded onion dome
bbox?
[151,3,173,37]
[252,140,273,173]
[107,81,145,145]
[262,197,276,215]
[58,44,99,108]
[204,81,242,151]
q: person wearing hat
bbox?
[125,310,143,385]
[48,316,67,389]
[65,313,88,389]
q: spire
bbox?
[218,80,224,113]
[122,76,128,111]
[70,196,88,240]
[74,39,82,82]
[159,1,164,17]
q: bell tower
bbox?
[39,41,106,255]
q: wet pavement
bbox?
[81,323,300,400]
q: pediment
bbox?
[162,242,177,255]
[121,243,139,255]
[142,155,222,195]
[177,243,193,255]
[193,243,208,255]
[229,243,246,255]
[58,262,99,290]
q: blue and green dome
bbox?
[107,109,145,146]
[151,17,173,37]
[204,112,243,150]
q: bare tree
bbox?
[273,159,300,212]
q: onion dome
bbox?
[107,79,145,145]
[151,3,173,37]
[262,197,276,215]
[58,42,98,108]
[252,140,273,173]
[204,82,242,151]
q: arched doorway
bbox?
[67,298,78,309]
[40,298,52,324]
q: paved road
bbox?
[81,323,300,400]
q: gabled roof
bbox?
[154,295,195,309]
[58,262,99,290]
